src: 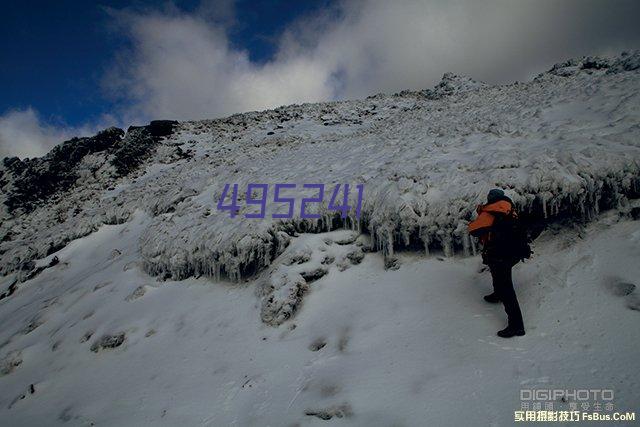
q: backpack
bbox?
[491,210,532,264]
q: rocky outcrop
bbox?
[548,50,640,77]
[1,120,179,214]
[1,127,124,213]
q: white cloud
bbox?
[105,0,640,123]
[105,10,333,121]
[3,0,638,159]
[0,108,115,160]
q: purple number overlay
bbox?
[245,183,269,218]
[300,184,324,219]
[328,184,350,218]
[217,183,240,217]
[272,183,296,218]
[216,183,364,220]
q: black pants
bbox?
[489,262,524,330]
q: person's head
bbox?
[487,188,505,204]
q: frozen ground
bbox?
[0,210,639,426]
[0,51,639,426]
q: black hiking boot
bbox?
[483,293,501,303]
[497,326,525,338]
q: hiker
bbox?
[468,189,529,338]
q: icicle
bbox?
[420,228,430,256]
[387,229,394,257]
[462,231,471,257]
[443,236,453,258]
[470,234,477,256]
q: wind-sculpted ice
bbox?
[1,51,639,287]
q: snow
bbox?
[136,57,639,279]
[0,51,640,425]
[1,209,639,425]
[1,52,639,284]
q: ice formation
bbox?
[258,230,365,326]
[1,51,639,288]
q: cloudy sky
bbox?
[1,0,639,158]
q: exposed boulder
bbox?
[111,121,179,176]
[148,120,179,138]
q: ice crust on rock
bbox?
[259,230,364,326]
[1,51,639,285]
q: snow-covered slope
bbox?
[1,52,639,288]
[0,52,639,425]
[1,209,639,426]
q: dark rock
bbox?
[19,260,35,271]
[22,316,44,334]
[607,51,640,74]
[260,277,309,326]
[0,350,22,376]
[630,207,640,220]
[148,120,178,138]
[305,404,352,420]
[126,125,146,133]
[23,265,46,282]
[0,281,18,301]
[80,330,93,343]
[346,249,365,264]
[109,121,177,176]
[3,156,24,172]
[308,338,326,351]
[2,127,124,213]
[172,146,192,160]
[385,256,400,270]
[300,268,328,282]
[111,126,165,176]
[321,255,335,265]
[90,332,126,352]
[612,282,636,297]
[581,56,611,70]
[547,51,640,77]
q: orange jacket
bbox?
[468,200,515,244]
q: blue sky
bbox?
[1,0,639,158]
[0,0,333,128]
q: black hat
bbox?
[487,188,505,203]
